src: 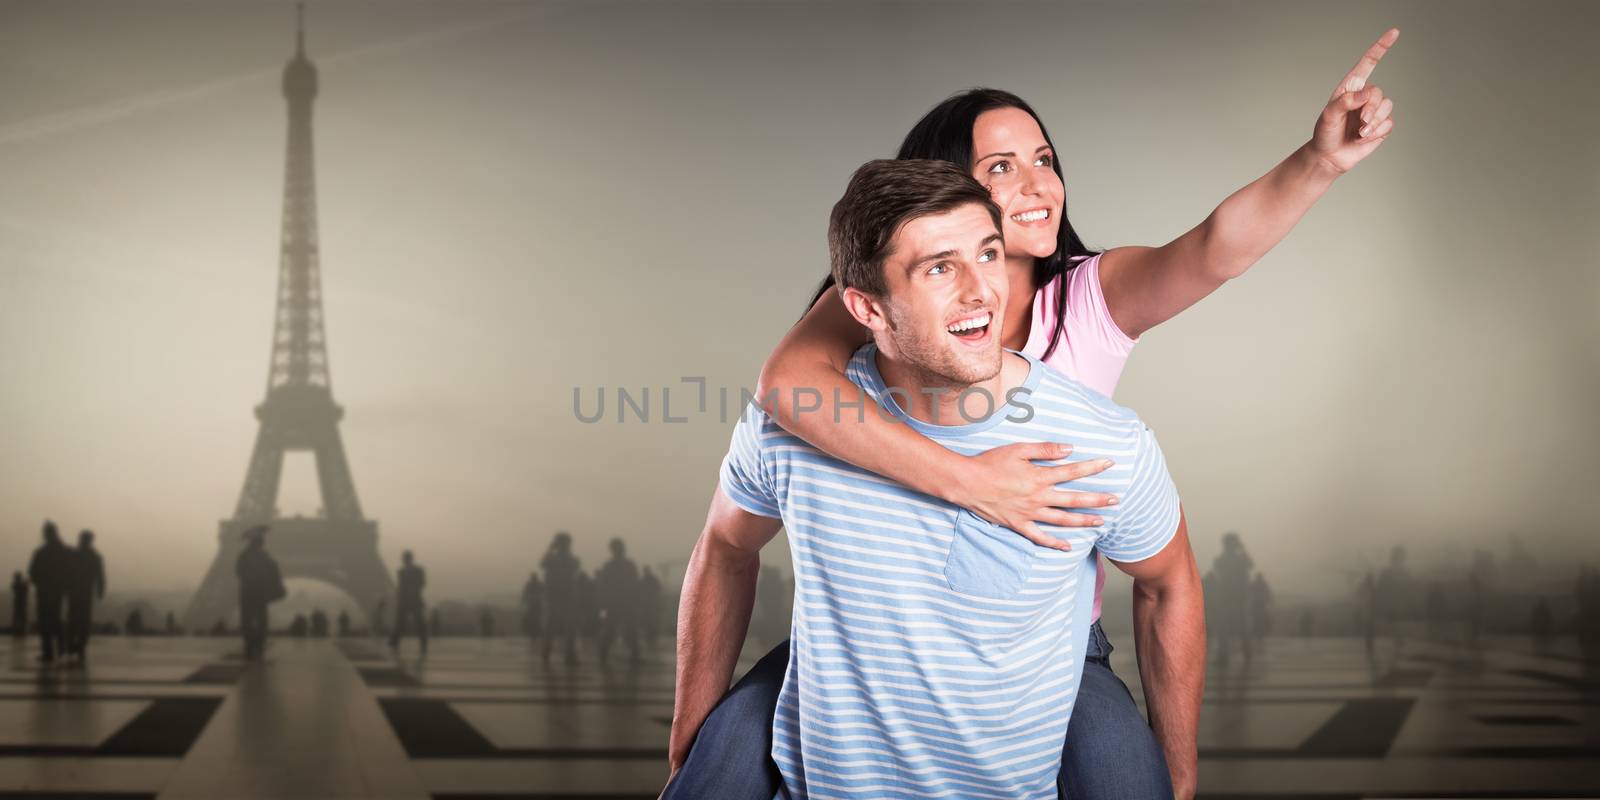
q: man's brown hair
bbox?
[827,159,1002,298]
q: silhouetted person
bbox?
[9,572,27,638]
[521,572,544,642]
[540,531,581,665]
[1376,545,1413,654]
[338,610,351,637]
[639,566,663,650]
[576,571,600,646]
[165,611,177,635]
[1211,532,1253,666]
[479,606,495,638]
[125,608,145,636]
[1249,572,1272,652]
[311,608,329,638]
[1299,607,1314,639]
[290,613,308,638]
[596,538,642,664]
[236,526,285,661]
[28,521,73,664]
[66,530,106,663]
[390,550,428,653]
[430,606,442,637]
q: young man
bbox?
[65,529,106,663]
[666,159,1204,799]
[390,549,428,653]
[28,522,72,665]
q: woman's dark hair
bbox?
[806,88,1097,361]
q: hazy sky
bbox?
[2,0,1597,602]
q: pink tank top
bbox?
[1019,253,1138,621]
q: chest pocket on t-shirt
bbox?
[943,510,1037,600]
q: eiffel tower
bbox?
[182,7,392,633]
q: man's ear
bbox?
[840,286,890,333]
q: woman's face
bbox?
[970,107,1064,260]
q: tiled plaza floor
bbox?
[1,633,1596,798]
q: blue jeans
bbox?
[1060,621,1174,800]
[661,621,1172,800]
[660,638,788,800]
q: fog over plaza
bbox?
[2,0,1598,606]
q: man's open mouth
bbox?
[946,311,992,340]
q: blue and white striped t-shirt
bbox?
[719,343,1182,800]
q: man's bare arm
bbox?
[664,486,784,785]
[1110,511,1206,800]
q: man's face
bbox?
[849,203,1008,385]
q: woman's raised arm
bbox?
[1099,28,1400,340]
[754,284,1118,547]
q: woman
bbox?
[664,29,1398,800]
